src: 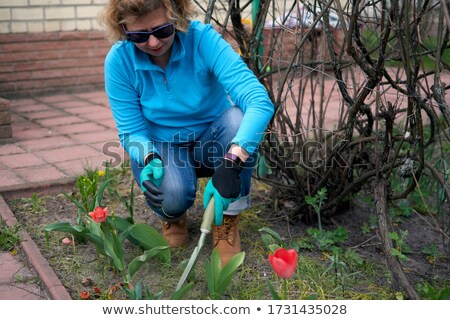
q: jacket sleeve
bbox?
[104,45,156,165]
[197,24,274,154]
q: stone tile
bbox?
[0,143,26,156]
[0,153,45,169]
[16,164,67,183]
[34,115,84,127]
[22,110,67,121]
[72,130,119,144]
[52,122,105,135]
[35,145,101,163]
[20,136,75,151]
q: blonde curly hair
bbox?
[98,0,197,43]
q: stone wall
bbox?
[0,0,106,34]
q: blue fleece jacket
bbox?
[104,20,274,165]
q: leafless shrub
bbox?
[195,0,450,298]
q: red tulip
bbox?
[79,291,91,299]
[89,206,108,223]
[268,248,298,279]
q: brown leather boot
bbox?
[161,216,189,248]
[212,215,241,266]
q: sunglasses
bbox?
[123,23,175,43]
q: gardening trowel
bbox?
[176,197,215,291]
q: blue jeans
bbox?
[131,106,256,221]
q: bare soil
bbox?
[6,176,449,300]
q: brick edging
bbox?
[0,195,72,300]
[0,178,77,201]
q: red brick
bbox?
[37,95,71,103]
[74,91,107,100]
[0,74,104,93]
[66,105,109,115]
[51,100,89,108]
[0,112,11,125]
[54,155,111,175]
[0,48,107,63]
[16,164,67,183]
[0,97,10,110]
[0,37,108,53]
[12,128,53,141]
[3,66,104,83]
[0,153,45,168]
[0,169,23,189]
[0,126,12,140]
[0,31,105,44]
[20,136,75,151]
[13,104,51,113]
[10,98,39,107]
[35,115,84,127]
[102,118,118,129]
[0,144,25,156]
[87,97,110,107]
[0,252,22,283]
[0,284,45,300]
[72,129,119,144]
[11,121,41,132]
[22,110,66,121]
[53,122,104,135]
[3,57,105,73]
[81,110,113,121]
[35,145,101,163]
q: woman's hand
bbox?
[203,157,242,225]
[140,155,164,207]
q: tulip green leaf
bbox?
[128,246,170,278]
[267,281,281,300]
[205,250,245,299]
[259,227,284,248]
[170,282,194,300]
[128,224,170,263]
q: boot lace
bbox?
[214,216,238,243]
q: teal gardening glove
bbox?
[203,156,243,225]
[140,153,164,207]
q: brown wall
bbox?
[0,31,110,98]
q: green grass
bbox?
[0,219,22,251]
[362,29,450,69]
[7,163,447,300]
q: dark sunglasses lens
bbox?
[153,24,174,39]
[128,34,149,43]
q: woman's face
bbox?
[126,6,175,62]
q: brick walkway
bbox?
[0,90,121,300]
[0,71,449,300]
[0,91,123,197]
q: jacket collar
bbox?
[133,33,185,71]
